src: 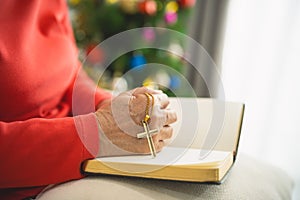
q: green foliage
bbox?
[68,0,194,93]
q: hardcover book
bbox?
[83,98,245,183]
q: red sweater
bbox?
[0,0,111,199]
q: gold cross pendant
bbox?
[137,92,157,158]
[137,121,158,158]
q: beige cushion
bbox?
[37,154,294,200]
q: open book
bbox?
[83,98,245,183]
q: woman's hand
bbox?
[95,87,177,157]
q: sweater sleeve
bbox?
[0,113,99,188]
[62,64,112,115]
[0,0,113,190]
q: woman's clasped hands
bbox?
[95,87,177,157]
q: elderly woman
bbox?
[0,0,176,199]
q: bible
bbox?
[83,98,244,183]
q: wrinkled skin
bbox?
[95,87,177,157]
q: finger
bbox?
[163,109,177,125]
[155,126,173,141]
[137,138,154,154]
[134,137,164,154]
[153,93,169,109]
[116,136,152,154]
[155,140,165,153]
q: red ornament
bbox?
[178,0,196,8]
[139,0,157,15]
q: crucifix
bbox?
[137,121,158,157]
[136,92,158,158]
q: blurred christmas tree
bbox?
[68,0,196,95]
